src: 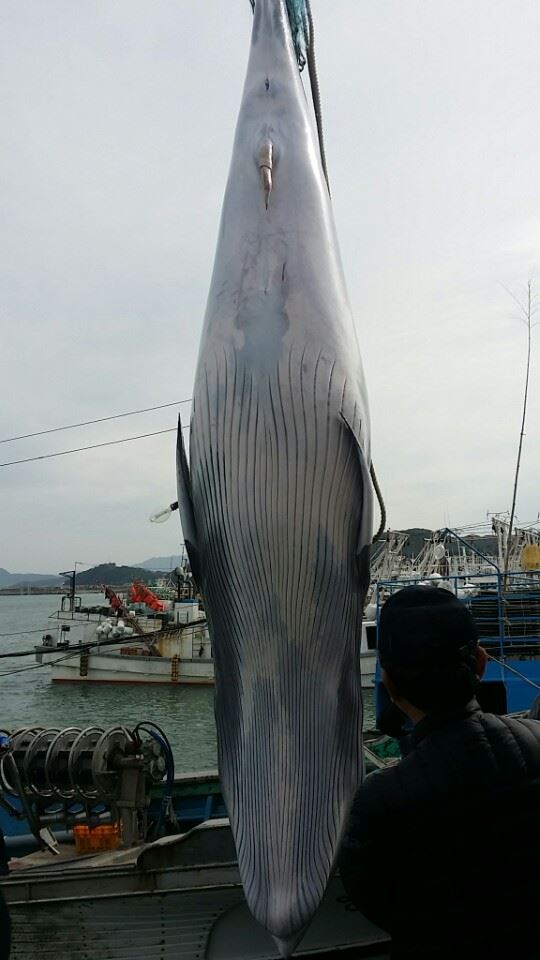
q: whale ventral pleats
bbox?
[179,0,373,949]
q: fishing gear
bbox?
[0,724,170,851]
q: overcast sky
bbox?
[1,0,539,573]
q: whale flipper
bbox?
[341,412,373,594]
[176,414,202,589]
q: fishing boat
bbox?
[374,527,540,717]
[0,721,393,959]
[0,825,391,960]
[2,830,392,960]
[33,572,378,688]
[371,517,540,586]
[33,573,214,686]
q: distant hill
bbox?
[134,556,185,572]
[2,528,501,591]
[0,568,63,588]
[393,529,432,558]
[74,563,156,587]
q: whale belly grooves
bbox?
[176,0,373,950]
[178,339,369,944]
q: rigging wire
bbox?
[0,426,186,468]
[305,0,330,194]
[0,398,192,445]
[0,648,84,678]
[0,621,208,661]
[0,621,208,675]
[303,1,386,541]
[485,652,540,693]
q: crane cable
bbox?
[305,0,330,195]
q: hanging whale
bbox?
[177,0,373,953]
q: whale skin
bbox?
[177,1,373,953]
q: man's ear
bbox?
[381,667,399,702]
[476,645,488,679]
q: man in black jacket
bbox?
[339,585,540,959]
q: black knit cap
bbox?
[378,585,478,668]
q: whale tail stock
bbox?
[249,0,310,69]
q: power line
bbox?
[0,398,192,445]
[0,426,186,468]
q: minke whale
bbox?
[177,0,373,953]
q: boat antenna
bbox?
[502,281,538,587]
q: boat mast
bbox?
[503,281,536,587]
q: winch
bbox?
[0,722,174,854]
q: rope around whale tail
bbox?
[248,0,330,190]
[248,0,387,543]
[248,0,310,68]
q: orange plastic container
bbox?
[73,823,120,855]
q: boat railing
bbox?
[376,567,540,661]
[51,608,101,624]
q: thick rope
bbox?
[248,0,387,545]
[370,462,387,544]
[249,0,308,69]
[305,0,330,194]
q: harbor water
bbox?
[0,594,375,772]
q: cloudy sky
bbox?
[1,0,539,573]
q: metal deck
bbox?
[2,821,390,960]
